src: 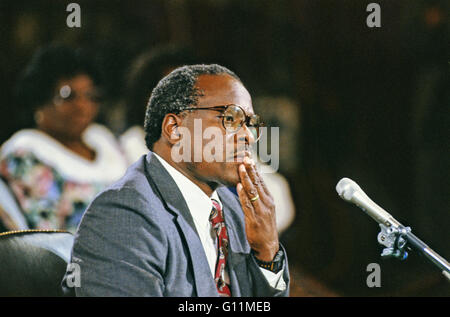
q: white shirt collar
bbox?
[153,153,222,230]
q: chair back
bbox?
[0,230,74,296]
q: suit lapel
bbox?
[144,152,217,296]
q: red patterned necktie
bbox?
[210,199,232,297]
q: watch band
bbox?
[253,248,284,273]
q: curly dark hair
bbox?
[15,44,101,117]
[144,64,241,150]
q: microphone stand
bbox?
[377,223,450,281]
[336,177,449,282]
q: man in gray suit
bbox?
[66,64,290,296]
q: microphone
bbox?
[336,177,450,280]
[335,177,402,228]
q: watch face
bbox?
[274,249,284,262]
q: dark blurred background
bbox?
[0,0,448,296]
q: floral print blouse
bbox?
[0,124,129,233]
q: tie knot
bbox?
[211,199,221,211]
[210,199,224,225]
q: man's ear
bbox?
[161,113,182,145]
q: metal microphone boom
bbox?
[336,177,450,281]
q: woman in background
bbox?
[0,44,128,232]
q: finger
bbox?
[238,164,263,208]
[258,174,273,200]
[236,182,255,220]
[243,157,260,185]
[243,158,271,203]
[238,164,259,199]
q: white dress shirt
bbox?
[153,153,286,291]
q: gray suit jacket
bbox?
[67,152,290,296]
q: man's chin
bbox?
[219,165,241,188]
[199,161,241,189]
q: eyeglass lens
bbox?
[54,85,102,105]
[223,105,262,140]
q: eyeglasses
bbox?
[182,104,264,141]
[53,85,103,106]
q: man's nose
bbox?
[237,124,256,146]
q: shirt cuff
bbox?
[259,267,287,291]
